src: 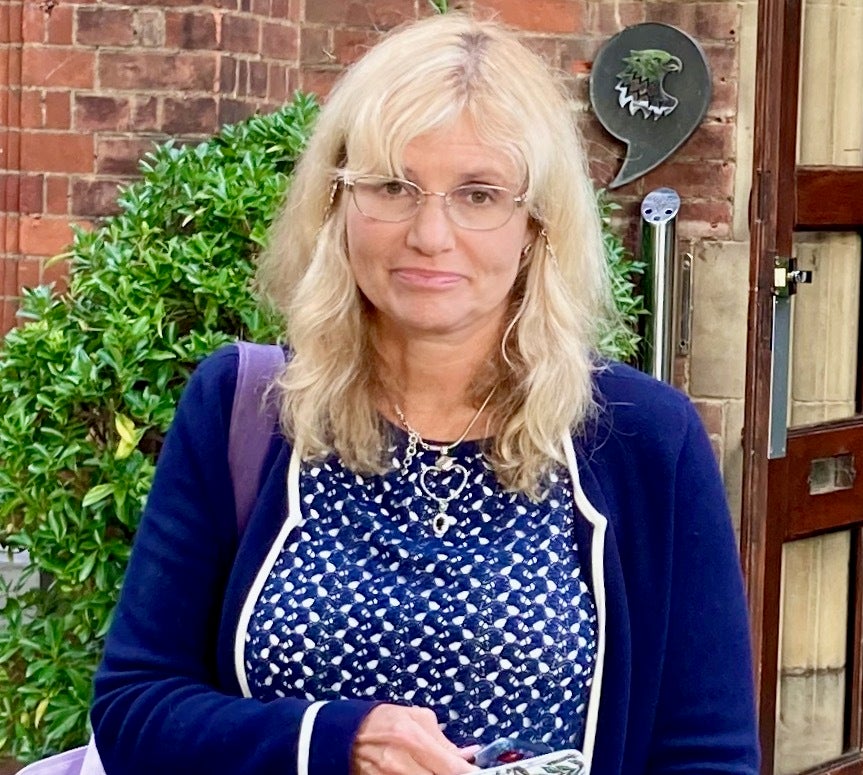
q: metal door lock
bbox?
[773,256,813,297]
[768,254,814,458]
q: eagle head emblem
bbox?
[615,49,683,120]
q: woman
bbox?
[91,13,759,775]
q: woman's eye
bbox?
[381,180,409,196]
[459,186,498,206]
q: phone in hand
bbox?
[472,737,585,774]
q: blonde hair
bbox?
[257,13,613,494]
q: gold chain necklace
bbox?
[393,388,495,538]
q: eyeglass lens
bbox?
[349,176,520,231]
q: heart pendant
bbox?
[419,461,468,502]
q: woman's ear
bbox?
[519,216,542,265]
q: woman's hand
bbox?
[351,704,479,775]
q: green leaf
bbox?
[81,483,114,509]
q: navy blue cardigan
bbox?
[92,346,759,774]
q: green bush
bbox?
[0,92,318,760]
[0,91,642,760]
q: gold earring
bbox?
[540,228,559,267]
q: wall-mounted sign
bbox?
[589,23,711,188]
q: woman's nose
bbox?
[405,193,456,255]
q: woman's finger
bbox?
[351,704,477,775]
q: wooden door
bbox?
[742,0,863,773]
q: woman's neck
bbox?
[372,326,498,442]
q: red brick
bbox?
[95,136,159,176]
[587,157,619,189]
[702,42,737,83]
[249,61,268,97]
[305,0,415,29]
[677,121,734,161]
[645,2,696,31]
[300,67,338,98]
[1,254,20,295]
[70,178,123,217]
[131,96,159,131]
[223,15,261,54]
[17,256,41,288]
[45,175,69,214]
[220,56,238,93]
[261,21,298,59]
[74,95,130,131]
[0,7,10,46]
[22,48,94,88]
[267,63,289,102]
[587,2,646,34]
[163,97,217,134]
[165,11,218,50]
[559,36,600,74]
[680,199,734,229]
[22,4,46,43]
[707,79,737,120]
[120,0,194,7]
[20,132,94,173]
[695,3,740,41]
[19,215,74,256]
[5,3,22,45]
[1,301,16,335]
[236,59,249,95]
[44,90,70,129]
[332,28,377,67]
[0,47,22,88]
[20,89,42,128]
[46,5,74,45]
[76,8,135,47]
[273,0,290,17]
[18,174,43,214]
[475,0,585,34]
[300,27,331,66]
[99,52,217,91]
[217,98,255,126]
[2,211,21,255]
[641,160,735,199]
[519,35,559,69]
[252,0,271,14]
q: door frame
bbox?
[742,0,863,772]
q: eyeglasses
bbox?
[342,174,527,231]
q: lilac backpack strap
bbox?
[228,342,286,536]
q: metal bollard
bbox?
[640,187,682,383]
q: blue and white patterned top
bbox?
[244,434,597,750]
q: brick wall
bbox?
[0,0,301,332]
[0,0,743,427]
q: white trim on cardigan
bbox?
[563,433,608,775]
